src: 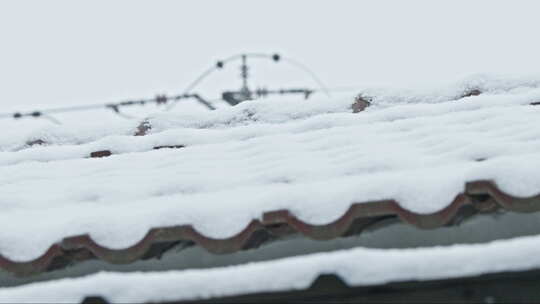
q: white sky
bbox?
[1,0,540,109]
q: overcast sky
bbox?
[1,0,540,109]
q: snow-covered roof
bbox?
[1,74,540,298]
[2,233,540,303]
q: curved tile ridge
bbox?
[1,180,539,277]
[466,180,540,213]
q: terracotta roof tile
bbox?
[0,180,538,276]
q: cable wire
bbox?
[279,57,331,97]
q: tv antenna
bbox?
[0,52,331,123]
[169,52,330,109]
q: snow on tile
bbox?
[1,75,540,261]
[1,234,540,303]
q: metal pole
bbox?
[240,54,249,92]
